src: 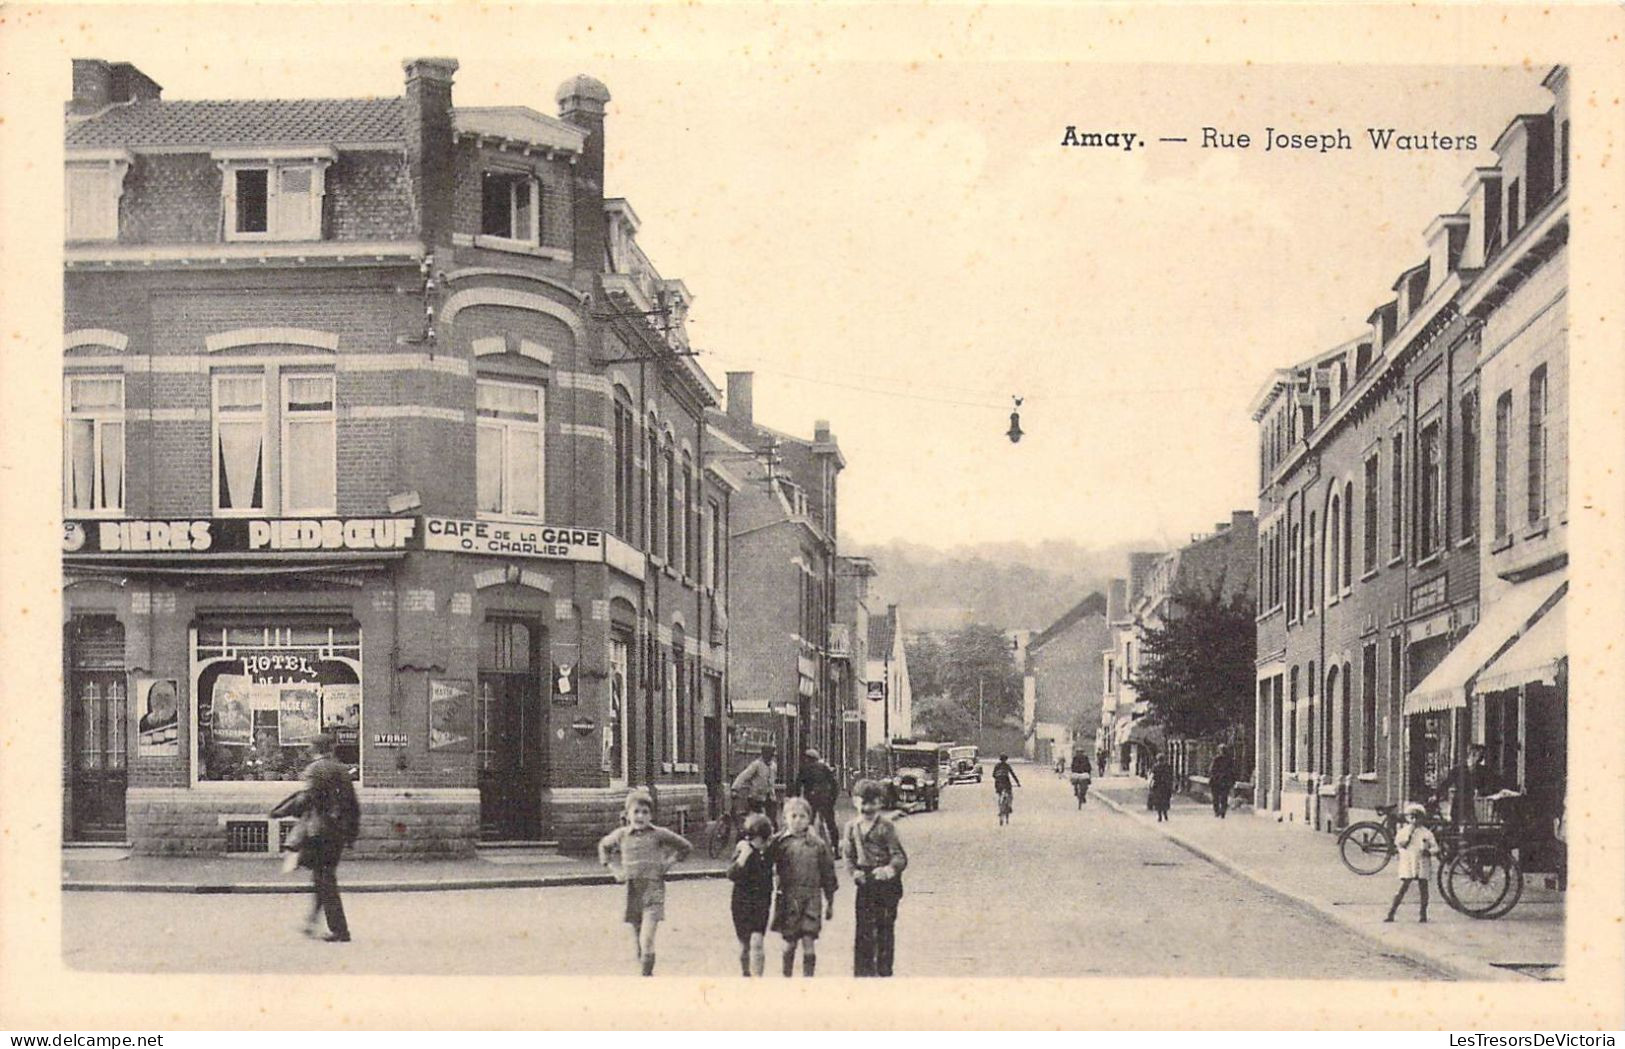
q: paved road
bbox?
[62,765,1445,978]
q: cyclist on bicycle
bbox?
[1069,748,1092,808]
[992,755,1021,826]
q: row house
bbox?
[1025,592,1109,767]
[62,57,731,854]
[864,604,913,765]
[707,372,845,790]
[1250,68,1568,865]
[832,555,877,779]
[1100,552,1162,774]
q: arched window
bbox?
[1327,494,1341,597]
[1323,665,1339,774]
[1305,660,1317,773]
[1342,481,1354,590]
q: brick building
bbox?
[62,57,731,855]
[1251,68,1568,850]
[706,373,844,789]
[1025,593,1109,767]
[832,555,876,780]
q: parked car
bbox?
[946,744,982,784]
[886,740,946,812]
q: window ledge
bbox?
[1457,535,1477,549]
[476,513,546,527]
[456,233,573,263]
[1360,567,1380,582]
[1358,772,1379,782]
[1490,534,1515,554]
[1415,551,1442,570]
[1387,554,1405,568]
[1523,518,1550,541]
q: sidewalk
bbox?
[1094,778,1565,983]
[63,849,732,895]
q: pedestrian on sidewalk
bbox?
[728,813,775,976]
[297,733,359,943]
[794,748,840,850]
[598,788,694,976]
[1148,754,1174,822]
[845,779,907,977]
[992,755,1021,826]
[1385,803,1439,924]
[772,797,839,977]
[1208,744,1238,819]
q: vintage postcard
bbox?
[2,1,1622,1032]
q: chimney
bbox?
[814,420,831,443]
[70,59,113,115]
[403,58,458,248]
[727,372,754,426]
[557,74,611,273]
[1107,579,1128,621]
[109,63,162,103]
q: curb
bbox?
[1093,791,1513,983]
[63,866,732,896]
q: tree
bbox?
[1127,581,1256,743]
[904,632,947,700]
[911,694,978,743]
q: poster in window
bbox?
[279,686,321,747]
[134,677,180,756]
[212,673,252,745]
[321,683,361,747]
[428,678,473,753]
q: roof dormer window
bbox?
[481,170,540,244]
[214,148,334,242]
[65,151,132,242]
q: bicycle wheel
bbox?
[1337,821,1395,876]
[705,813,738,859]
[1444,844,1516,917]
[1476,849,1524,919]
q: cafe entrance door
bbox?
[477,616,549,841]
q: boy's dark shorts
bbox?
[623,877,666,924]
[732,896,771,941]
[771,893,825,939]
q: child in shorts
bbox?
[597,788,693,975]
[728,813,775,976]
[772,796,838,977]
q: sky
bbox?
[18,7,1561,550]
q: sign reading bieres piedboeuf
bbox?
[422,517,605,562]
[64,518,417,555]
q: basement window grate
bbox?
[225,820,270,854]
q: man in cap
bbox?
[795,748,841,848]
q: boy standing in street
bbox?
[598,788,693,975]
[844,779,908,977]
[728,813,775,976]
[772,797,839,977]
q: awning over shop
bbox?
[1125,719,1166,751]
[1474,591,1566,695]
[1404,571,1566,716]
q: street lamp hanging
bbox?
[1007,396,1025,444]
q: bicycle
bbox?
[705,791,780,859]
[1337,801,1449,876]
[1070,773,1091,808]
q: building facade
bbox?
[1251,68,1568,852]
[864,604,913,761]
[707,373,844,790]
[832,556,876,781]
[1026,594,1109,767]
[62,57,731,855]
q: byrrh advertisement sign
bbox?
[64,518,416,555]
[423,517,605,562]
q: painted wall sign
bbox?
[866,680,887,702]
[552,662,578,704]
[423,517,605,561]
[373,732,409,748]
[134,677,180,756]
[66,518,414,555]
[1410,574,1449,615]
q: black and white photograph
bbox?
[2,1,1623,1034]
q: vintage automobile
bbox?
[886,740,946,812]
[946,744,982,784]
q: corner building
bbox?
[62,58,730,855]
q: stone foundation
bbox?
[548,784,712,854]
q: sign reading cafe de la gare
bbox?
[422,517,605,562]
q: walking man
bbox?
[794,747,841,848]
[1208,744,1238,819]
[300,733,359,942]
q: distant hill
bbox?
[842,537,1167,634]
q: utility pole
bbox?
[978,676,984,741]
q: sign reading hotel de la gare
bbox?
[64,516,622,567]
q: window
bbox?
[663,443,676,564]
[1361,644,1378,774]
[65,376,125,514]
[1389,635,1402,760]
[646,424,660,553]
[1327,494,1341,597]
[66,161,127,241]
[1305,661,1316,774]
[1288,521,1300,620]
[1528,365,1548,523]
[704,498,721,589]
[1287,667,1299,774]
[613,399,634,539]
[1460,394,1478,540]
[1339,661,1352,776]
[1342,482,1354,590]
[282,374,336,514]
[1560,120,1570,187]
[1419,421,1443,558]
[1363,454,1379,572]
[223,162,326,241]
[477,381,544,518]
[1505,178,1521,242]
[1306,511,1317,615]
[1323,665,1338,774]
[214,374,267,513]
[669,630,688,767]
[681,456,695,578]
[481,171,539,243]
[1390,434,1405,560]
[1494,391,1512,538]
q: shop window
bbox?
[477,380,544,518]
[1528,366,1548,523]
[191,622,362,783]
[605,634,631,785]
[223,162,326,241]
[481,170,540,243]
[65,375,125,514]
